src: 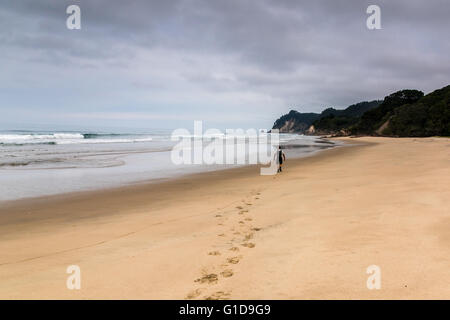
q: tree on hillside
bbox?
[351,90,424,135]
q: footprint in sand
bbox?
[220,269,234,278]
[227,256,241,264]
[229,247,239,252]
[218,233,225,237]
[186,288,203,299]
[242,242,255,248]
[205,291,231,300]
[239,221,244,224]
[244,233,254,241]
[208,251,221,256]
[236,206,243,210]
[195,273,218,284]
[215,214,222,218]
[251,227,261,231]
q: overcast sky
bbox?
[0,0,449,130]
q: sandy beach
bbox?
[0,137,449,299]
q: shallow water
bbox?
[0,130,340,202]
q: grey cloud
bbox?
[0,0,449,128]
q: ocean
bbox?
[0,129,339,202]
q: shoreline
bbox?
[0,139,353,228]
[1,137,449,299]
[0,135,339,204]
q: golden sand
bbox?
[0,137,449,299]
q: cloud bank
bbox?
[0,0,449,129]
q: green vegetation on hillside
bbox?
[272,101,381,133]
[313,101,381,134]
[272,110,320,132]
[272,85,449,137]
[351,90,424,135]
[382,85,450,137]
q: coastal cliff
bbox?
[272,110,320,133]
[272,85,449,137]
[272,100,381,135]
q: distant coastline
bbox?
[272,85,450,137]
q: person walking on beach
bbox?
[277,146,286,173]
